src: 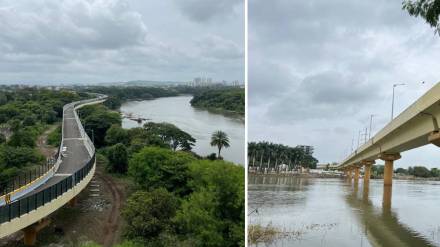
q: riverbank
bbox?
[190,87,244,116]
[248,172,342,178]
[120,96,245,164]
[249,172,440,181]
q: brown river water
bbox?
[249,175,440,247]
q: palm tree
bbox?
[210,130,230,159]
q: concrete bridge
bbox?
[0,94,107,245]
[337,82,440,189]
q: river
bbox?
[120,95,244,164]
[249,175,440,247]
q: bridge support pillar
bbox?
[347,168,352,180]
[23,228,36,246]
[379,153,401,187]
[68,196,77,207]
[23,218,50,246]
[429,131,440,147]
[362,160,375,186]
[354,166,360,183]
[383,185,392,211]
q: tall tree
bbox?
[210,131,230,158]
[144,122,195,151]
[403,0,440,34]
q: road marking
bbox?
[54,173,72,177]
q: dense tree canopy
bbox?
[174,160,244,247]
[76,86,179,101]
[248,141,318,169]
[78,105,121,147]
[128,147,196,196]
[144,122,195,151]
[107,143,129,174]
[123,188,179,241]
[0,87,86,183]
[190,87,244,114]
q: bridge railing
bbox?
[0,154,95,224]
[0,95,105,224]
[0,153,58,196]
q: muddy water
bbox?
[248,175,440,247]
[120,95,245,164]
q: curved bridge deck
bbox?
[0,95,106,240]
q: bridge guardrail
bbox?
[0,95,105,224]
[0,154,95,224]
[0,155,57,196]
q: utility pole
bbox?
[369,114,375,139]
[357,130,361,148]
[351,136,354,153]
[364,127,368,144]
[391,83,405,120]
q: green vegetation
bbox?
[47,125,62,146]
[144,122,196,151]
[77,103,244,246]
[248,141,318,170]
[370,165,440,179]
[210,130,230,158]
[190,87,244,114]
[76,101,243,246]
[78,104,121,147]
[122,188,179,244]
[107,143,129,174]
[76,86,179,102]
[0,87,85,183]
[128,147,195,196]
[403,0,440,34]
[395,166,440,178]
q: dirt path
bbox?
[36,124,58,158]
[97,169,124,247]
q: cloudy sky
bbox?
[249,0,440,168]
[0,0,244,84]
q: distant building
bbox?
[296,145,314,155]
[232,80,240,86]
[316,163,329,170]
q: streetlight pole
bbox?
[369,114,375,139]
[391,83,405,121]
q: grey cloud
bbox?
[249,0,440,166]
[300,71,379,104]
[175,0,241,22]
[249,61,300,105]
[0,1,148,55]
[265,71,380,122]
[196,35,243,60]
[0,0,243,83]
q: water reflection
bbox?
[345,181,435,247]
[249,175,440,247]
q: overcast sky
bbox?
[249,0,440,168]
[0,0,244,84]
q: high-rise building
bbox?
[296,145,314,155]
